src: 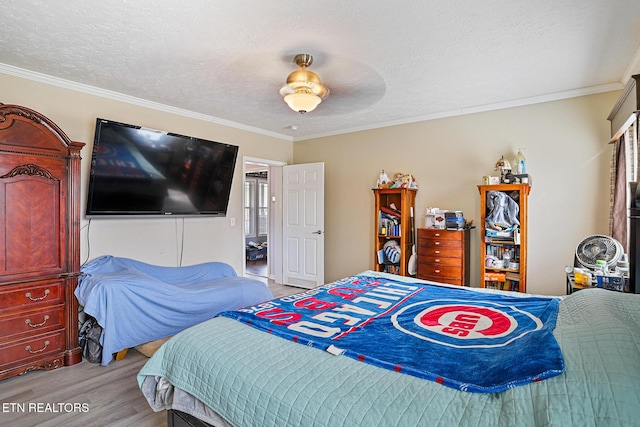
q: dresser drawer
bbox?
[417,264,462,280]
[418,238,462,250]
[0,330,65,367]
[0,305,64,342]
[418,229,465,241]
[0,280,64,312]
[420,275,464,287]
[418,246,463,258]
[418,255,462,267]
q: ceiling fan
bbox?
[279,53,330,114]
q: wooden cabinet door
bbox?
[0,163,65,280]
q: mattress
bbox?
[138,272,640,426]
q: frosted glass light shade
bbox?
[283,92,322,114]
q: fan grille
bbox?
[575,235,623,269]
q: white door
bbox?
[282,162,324,288]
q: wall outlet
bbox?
[230,217,236,227]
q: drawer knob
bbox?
[434,233,440,237]
[435,250,440,254]
[25,289,50,301]
[435,242,440,245]
[25,341,50,354]
[435,259,440,263]
[435,269,441,273]
[25,315,50,328]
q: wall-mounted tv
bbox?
[86,118,238,218]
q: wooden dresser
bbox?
[0,104,84,380]
[416,228,470,286]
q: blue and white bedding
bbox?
[75,255,273,365]
[219,274,563,393]
[138,271,640,426]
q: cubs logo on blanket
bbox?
[219,275,564,393]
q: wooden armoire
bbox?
[0,104,84,380]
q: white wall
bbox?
[294,91,620,296]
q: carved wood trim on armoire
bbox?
[0,104,84,380]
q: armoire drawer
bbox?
[0,330,65,367]
[0,305,64,342]
[0,280,64,312]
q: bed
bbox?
[137,271,640,426]
[75,255,273,365]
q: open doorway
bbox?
[243,157,285,282]
[244,161,269,278]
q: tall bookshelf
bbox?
[478,184,530,292]
[373,188,417,276]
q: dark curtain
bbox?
[612,134,627,250]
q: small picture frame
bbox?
[489,176,500,185]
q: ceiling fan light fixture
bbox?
[279,54,329,114]
[283,91,322,114]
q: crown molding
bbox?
[294,82,624,142]
[0,63,293,142]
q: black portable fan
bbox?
[574,234,624,270]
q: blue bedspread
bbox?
[75,255,273,365]
[220,274,563,393]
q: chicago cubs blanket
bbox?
[219,274,563,393]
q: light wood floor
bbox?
[0,280,302,427]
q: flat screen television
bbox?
[86,118,238,218]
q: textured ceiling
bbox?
[2,1,640,141]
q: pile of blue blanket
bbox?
[76,255,273,365]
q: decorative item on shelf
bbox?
[495,155,512,183]
[391,172,418,189]
[377,169,392,188]
[513,149,526,174]
[511,173,531,184]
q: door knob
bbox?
[312,230,323,234]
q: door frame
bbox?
[242,157,285,282]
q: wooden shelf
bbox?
[373,188,417,276]
[478,183,530,292]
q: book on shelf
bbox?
[502,280,520,291]
[505,272,520,281]
[383,264,400,274]
[484,272,506,282]
[485,236,517,244]
[378,211,401,236]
